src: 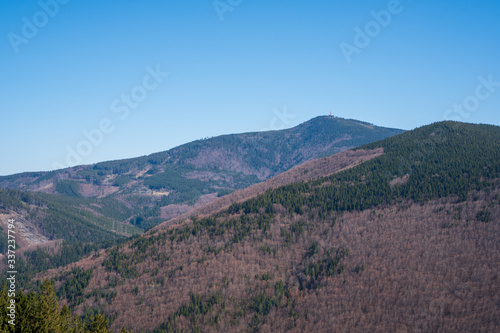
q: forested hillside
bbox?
[231,121,499,215]
[0,280,131,332]
[0,187,138,248]
[0,117,403,231]
[30,121,499,332]
[151,147,385,231]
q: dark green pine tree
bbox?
[86,314,112,333]
[71,314,88,333]
[34,279,62,332]
[16,289,37,332]
[60,304,73,333]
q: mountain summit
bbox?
[20,120,499,332]
[0,116,403,236]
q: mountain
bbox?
[150,147,385,231]
[0,116,403,242]
[0,188,137,254]
[21,121,499,332]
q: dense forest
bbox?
[0,280,131,332]
[30,121,498,332]
[0,187,137,246]
[2,121,499,331]
[10,238,132,291]
[228,121,500,216]
[0,117,404,234]
[0,116,403,193]
[0,117,405,272]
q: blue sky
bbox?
[1,0,499,175]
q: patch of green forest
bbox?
[116,122,499,278]
[0,187,144,247]
[229,121,500,215]
[0,280,131,332]
[39,121,499,332]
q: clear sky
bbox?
[1,0,499,175]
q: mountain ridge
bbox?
[0,116,402,185]
[150,147,385,232]
[22,120,499,332]
[0,116,404,239]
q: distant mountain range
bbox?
[0,116,403,249]
[17,120,498,332]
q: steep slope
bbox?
[37,121,499,332]
[0,117,403,230]
[0,187,138,255]
[151,147,384,231]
